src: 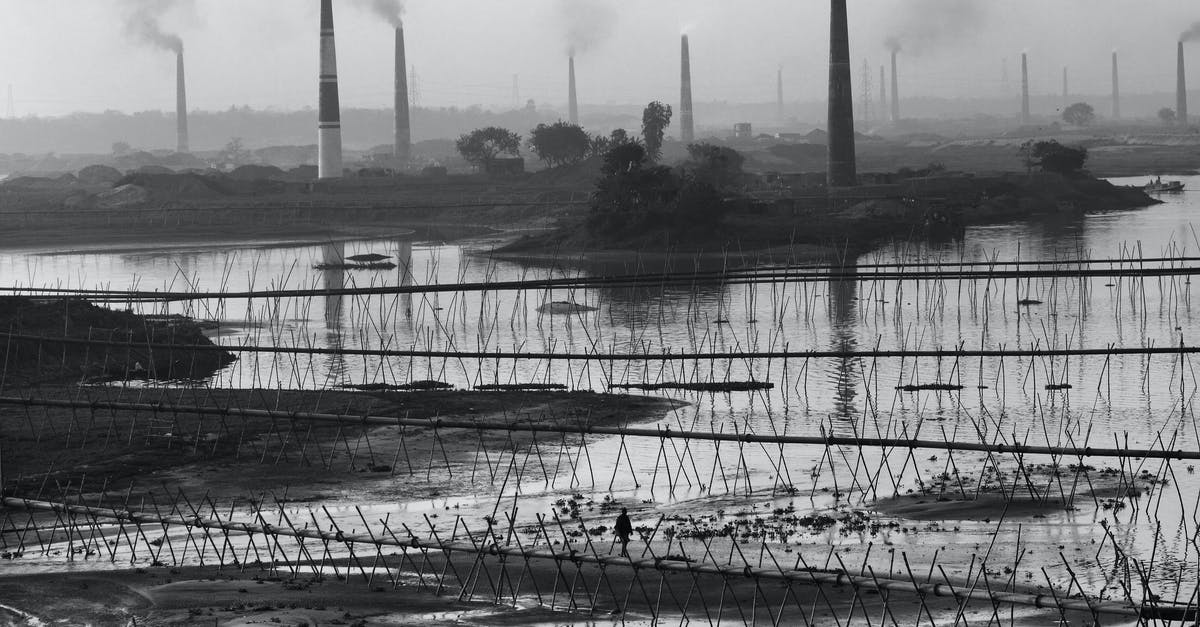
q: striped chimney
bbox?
[176,48,188,154]
[318,0,343,180]
[827,0,857,187]
[394,25,411,160]
[681,34,694,143]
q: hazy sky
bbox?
[1,0,1197,117]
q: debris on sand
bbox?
[313,262,397,271]
[347,253,392,263]
[610,381,774,392]
[896,381,964,392]
[537,301,598,314]
[343,380,453,392]
[474,383,569,392]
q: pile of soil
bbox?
[0,296,236,384]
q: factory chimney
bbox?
[889,49,899,122]
[777,67,784,122]
[394,25,410,160]
[1178,41,1189,126]
[1062,66,1068,103]
[1111,51,1121,119]
[681,34,695,143]
[318,0,343,179]
[568,54,579,125]
[176,47,188,154]
[879,65,886,117]
[827,0,857,187]
[1020,52,1030,125]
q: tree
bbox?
[528,121,590,168]
[218,137,253,166]
[641,101,673,161]
[111,141,132,157]
[1062,102,1095,126]
[683,143,746,190]
[1018,140,1088,176]
[588,128,638,158]
[455,127,521,170]
[592,142,677,214]
[1159,108,1178,125]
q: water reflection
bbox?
[322,241,346,386]
[828,262,859,420]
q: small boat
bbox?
[1145,176,1185,193]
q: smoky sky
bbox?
[1182,22,1200,43]
[1,0,1198,118]
[884,0,986,55]
[123,0,188,54]
[559,0,617,57]
[360,0,404,27]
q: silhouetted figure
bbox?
[615,507,633,557]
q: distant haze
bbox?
[0,0,1196,118]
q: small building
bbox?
[733,123,754,139]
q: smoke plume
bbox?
[884,0,986,55]
[559,0,617,56]
[1182,22,1200,43]
[124,0,185,53]
[362,0,405,27]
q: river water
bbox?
[3,175,1199,620]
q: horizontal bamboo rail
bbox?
[0,332,1190,361]
[2,264,1198,302]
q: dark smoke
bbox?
[1182,22,1200,43]
[124,0,184,54]
[362,0,405,27]
[884,0,986,55]
[559,0,617,56]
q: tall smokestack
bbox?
[827,0,857,187]
[568,54,579,125]
[1178,41,1189,126]
[1112,51,1121,119]
[1062,66,1068,103]
[879,65,886,117]
[776,67,784,122]
[1020,52,1030,124]
[176,48,188,154]
[394,26,410,160]
[318,0,343,180]
[681,34,694,143]
[889,49,899,122]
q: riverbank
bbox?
[497,171,1162,265]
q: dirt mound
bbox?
[228,164,287,182]
[113,172,233,199]
[76,164,123,185]
[94,184,149,209]
[0,296,236,384]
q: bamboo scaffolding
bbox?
[2,495,1185,621]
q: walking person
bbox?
[615,507,633,557]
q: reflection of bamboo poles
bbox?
[2,495,1181,620]
[2,395,1197,461]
